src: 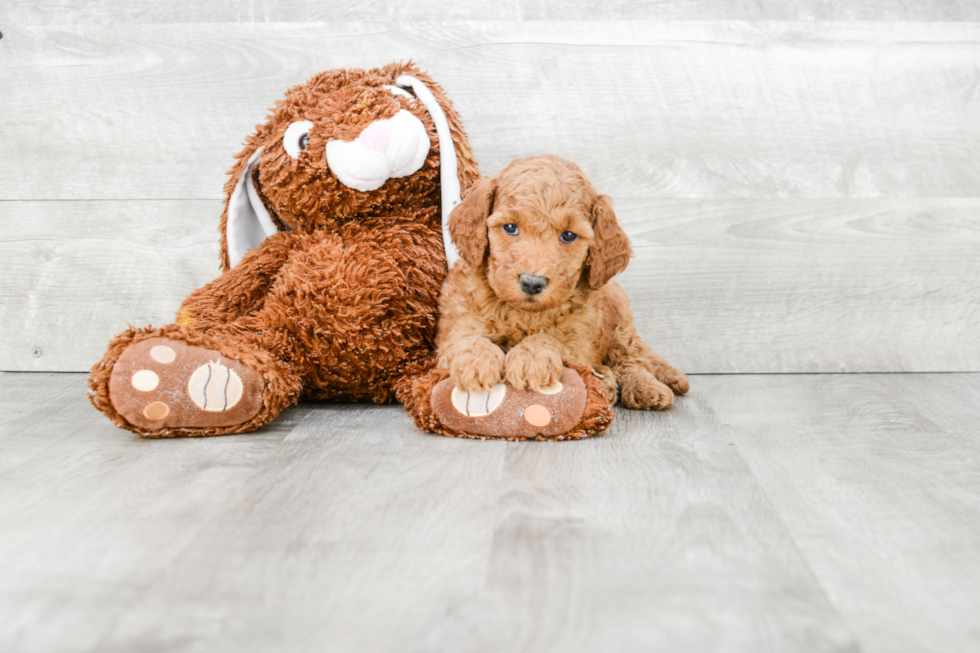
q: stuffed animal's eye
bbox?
[560,231,578,243]
[283,120,314,159]
[503,223,519,235]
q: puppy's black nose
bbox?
[519,273,548,296]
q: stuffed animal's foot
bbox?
[107,337,265,432]
[398,365,614,441]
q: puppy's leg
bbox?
[439,335,506,393]
[504,333,566,392]
[642,349,690,396]
[608,334,687,410]
[602,284,688,408]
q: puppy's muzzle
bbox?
[519,273,548,296]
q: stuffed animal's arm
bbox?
[177,231,304,329]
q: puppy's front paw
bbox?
[448,340,506,392]
[504,344,563,392]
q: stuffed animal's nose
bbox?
[519,273,548,296]
[357,120,394,153]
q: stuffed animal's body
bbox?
[90,63,480,436]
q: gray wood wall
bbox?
[2,5,978,373]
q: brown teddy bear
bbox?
[88,62,482,437]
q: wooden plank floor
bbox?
[1,373,978,652]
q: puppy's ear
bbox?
[586,194,633,289]
[449,176,495,268]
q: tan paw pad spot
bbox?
[150,345,176,364]
[187,361,244,412]
[131,369,159,392]
[451,383,507,417]
[524,404,552,427]
[143,402,170,421]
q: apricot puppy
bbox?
[436,154,688,410]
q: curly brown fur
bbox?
[90,62,480,436]
[200,219,448,403]
[437,154,689,411]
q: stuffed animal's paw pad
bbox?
[187,361,244,412]
[150,345,176,363]
[108,337,264,431]
[523,404,552,427]
[450,383,506,417]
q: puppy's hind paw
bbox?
[661,367,690,396]
[619,367,675,411]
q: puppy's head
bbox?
[449,154,632,311]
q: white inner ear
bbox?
[396,75,462,270]
[227,147,279,268]
[326,110,430,193]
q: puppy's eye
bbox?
[560,231,578,243]
[502,223,519,235]
[283,120,314,159]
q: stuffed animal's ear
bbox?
[586,194,633,289]
[224,147,280,269]
[385,63,480,193]
[449,176,495,268]
[395,71,466,269]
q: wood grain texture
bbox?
[616,197,980,374]
[410,390,857,652]
[4,1,980,23]
[0,201,221,372]
[3,22,980,200]
[3,198,976,373]
[0,372,861,652]
[706,373,980,653]
[2,19,978,374]
[0,373,315,653]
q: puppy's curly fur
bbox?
[437,154,689,410]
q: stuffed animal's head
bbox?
[219,62,480,270]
